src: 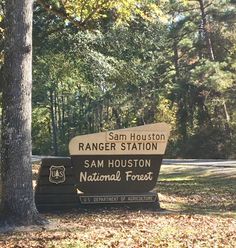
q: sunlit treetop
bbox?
[36,0,167,28]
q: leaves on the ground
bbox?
[0,164,235,247]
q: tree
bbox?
[0,0,44,225]
[166,0,236,157]
[32,0,236,159]
[0,0,157,225]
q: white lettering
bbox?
[107,159,151,168]
[80,171,121,182]
[83,160,104,168]
[125,171,153,181]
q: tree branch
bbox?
[36,0,116,29]
[80,0,111,26]
[36,0,82,28]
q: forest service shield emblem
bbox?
[49,165,66,184]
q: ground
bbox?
[0,163,235,247]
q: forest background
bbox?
[0,0,236,159]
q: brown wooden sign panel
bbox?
[69,123,170,195]
[35,123,170,210]
[35,158,78,211]
[71,155,163,193]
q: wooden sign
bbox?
[69,123,170,155]
[35,123,170,210]
[35,158,78,211]
[69,123,170,195]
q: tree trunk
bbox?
[49,89,58,155]
[0,0,44,226]
[198,0,215,60]
[112,108,122,129]
[60,94,66,143]
[173,39,180,80]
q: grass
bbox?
[0,163,235,247]
[157,164,236,217]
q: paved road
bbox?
[32,155,69,163]
[162,159,236,167]
[32,155,236,167]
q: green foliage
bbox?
[30,0,236,158]
[32,107,51,154]
[190,60,234,91]
[181,127,231,159]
